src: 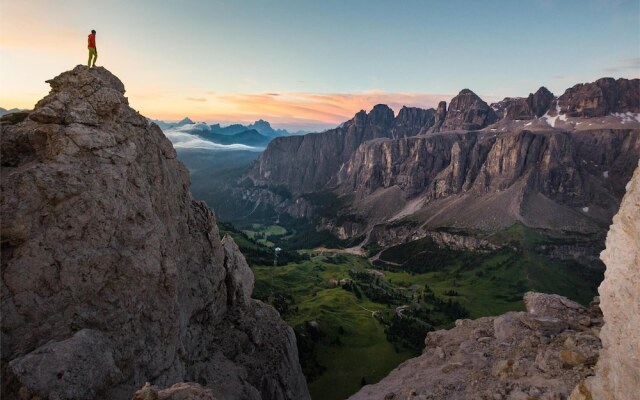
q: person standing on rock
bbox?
[87,30,97,68]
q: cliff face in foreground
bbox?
[570,160,640,399]
[0,66,309,400]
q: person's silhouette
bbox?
[88,30,97,68]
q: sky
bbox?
[1,0,639,131]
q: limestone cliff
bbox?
[0,66,309,400]
[570,160,640,399]
[336,129,639,234]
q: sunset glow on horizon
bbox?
[1,0,638,131]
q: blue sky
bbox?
[1,0,638,130]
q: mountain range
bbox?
[155,118,305,149]
[225,77,640,269]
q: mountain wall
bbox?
[243,78,639,244]
[337,128,639,233]
[558,77,640,117]
[0,66,309,400]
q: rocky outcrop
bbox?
[365,224,499,253]
[558,77,640,117]
[570,161,640,400]
[248,104,435,193]
[433,89,498,132]
[393,106,435,139]
[527,87,555,118]
[349,292,603,400]
[0,66,309,400]
[132,382,218,400]
[491,87,555,121]
[426,101,447,133]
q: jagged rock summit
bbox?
[0,65,310,400]
[430,88,498,132]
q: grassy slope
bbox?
[377,223,602,316]
[253,257,412,400]
[241,222,602,400]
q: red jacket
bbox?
[88,33,96,48]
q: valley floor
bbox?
[220,222,602,400]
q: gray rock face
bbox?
[434,89,498,132]
[491,87,554,121]
[527,86,555,118]
[0,66,309,400]
[7,329,121,399]
[132,382,218,400]
[337,129,639,234]
[570,161,640,400]
[558,77,640,117]
[426,101,447,133]
[349,292,603,400]
[393,106,435,139]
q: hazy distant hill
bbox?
[0,107,25,116]
[198,128,272,147]
[153,117,306,137]
[149,117,194,130]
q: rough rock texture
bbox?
[0,66,309,400]
[393,106,436,139]
[335,129,639,234]
[248,104,434,193]
[132,382,218,400]
[434,89,498,132]
[528,87,555,118]
[366,224,499,253]
[349,292,603,400]
[491,87,555,121]
[558,77,640,117]
[424,101,447,133]
[570,161,640,400]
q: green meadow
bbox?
[223,222,602,400]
